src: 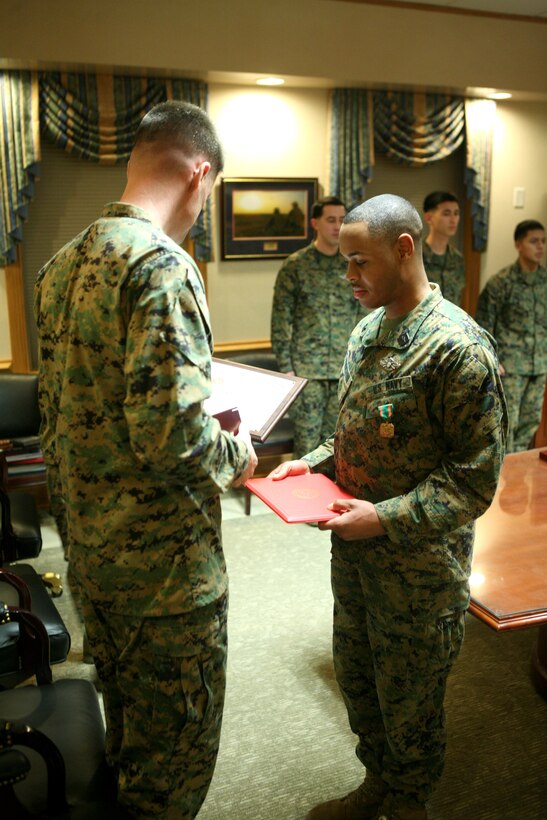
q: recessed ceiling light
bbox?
[256,77,285,86]
[488,92,512,100]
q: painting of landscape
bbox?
[221,178,318,259]
[232,189,307,239]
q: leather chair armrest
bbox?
[0,720,68,815]
[0,570,32,610]
[0,604,52,685]
[0,454,7,492]
[0,747,31,786]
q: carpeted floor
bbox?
[26,507,547,819]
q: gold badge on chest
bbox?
[378,403,395,438]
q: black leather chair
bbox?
[229,352,295,514]
[0,486,42,565]
[0,374,48,509]
[0,488,69,688]
[0,374,41,439]
[0,568,70,689]
[0,480,63,598]
[0,604,116,818]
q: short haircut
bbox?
[423,191,459,212]
[344,194,423,246]
[134,100,224,175]
[514,219,544,242]
[311,196,346,219]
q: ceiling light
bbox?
[488,92,512,100]
[256,77,285,86]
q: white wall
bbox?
[2,0,546,96]
[481,100,547,286]
[207,85,331,343]
[2,91,546,362]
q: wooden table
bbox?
[469,448,547,695]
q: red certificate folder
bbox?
[245,473,355,523]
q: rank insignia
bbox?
[379,355,400,372]
[378,403,395,438]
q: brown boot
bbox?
[306,772,388,820]
[375,794,428,820]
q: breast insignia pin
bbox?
[379,355,400,372]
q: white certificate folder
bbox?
[205,358,307,442]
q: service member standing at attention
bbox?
[35,101,257,820]
[271,196,364,457]
[271,194,507,820]
[476,219,547,452]
[422,191,465,306]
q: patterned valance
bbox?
[373,91,465,166]
[329,88,374,208]
[330,88,493,250]
[0,71,40,265]
[39,73,212,260]
[0,70,214,264]
[39,73,206,164]
[464,99,496,252]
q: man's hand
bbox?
[318,498,386,541]
[267,460,310,480]
[232,427,258,487]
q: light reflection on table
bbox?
[469,449,547,632]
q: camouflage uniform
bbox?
[303,285,507,805]
[422,241,465,306]
[475,260,547,452]
[34,202,249,819]
[271,242,363,456]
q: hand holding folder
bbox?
[245,473,354,524]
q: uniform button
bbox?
[399,332,409,345]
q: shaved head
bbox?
[345,194,423,248]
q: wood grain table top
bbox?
[469,449,547,632]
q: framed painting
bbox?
[221,177,318,259]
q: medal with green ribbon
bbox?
[379,402,394,438]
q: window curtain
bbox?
[0,71,40,265]
[373,91,465,166]
[329,88,374,208]
[331,89,494,249]
[1,71,213,264]
[464,98,496,252]
[39,72,213,260]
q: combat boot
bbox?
[306,772,388,819]
[375,793,428,820]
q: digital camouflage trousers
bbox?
[80,592,228,819]
[330,537,468,804]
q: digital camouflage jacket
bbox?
[304,285,507,589]
[475,261,547,375]
[422,241,465,307]
[35,203,249,616]
[271,242,363,378]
